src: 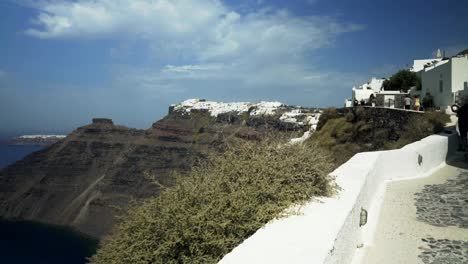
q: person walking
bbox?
[414,96,421,111]
[455,98,468,153]
[422,92,434,111]
[369,94,376,107]
[404,95,411,110]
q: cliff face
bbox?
[0,101,319,238]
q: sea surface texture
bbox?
[0,145,42,169]
[0,144,98,264]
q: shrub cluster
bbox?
[390,110,450,148]
[90,138,335,264]
[312,107,449,165]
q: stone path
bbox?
[414,170,468,228]
[361,155,468,264]
[419,237,468,264]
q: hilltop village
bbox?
[346,48,468,112]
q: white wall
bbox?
[353,88,374,103]
[452,56,468,101]
[421,56,468,112]
[412,58,441,72]
[219,132,457,264]
[421,60,452,111]
[352,78,385,103]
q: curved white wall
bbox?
[219,132,457,264]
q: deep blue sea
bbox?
[0,145,43,169]
[0,144,98,264]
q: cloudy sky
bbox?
[0,0,467,137]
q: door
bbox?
[384,95,395,108]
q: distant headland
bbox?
[6,135,67,146]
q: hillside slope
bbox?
[0,100,319,238]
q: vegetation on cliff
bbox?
[90,138,335,264]
[312,107,450,165]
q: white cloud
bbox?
[109,61,366,108]
[24,0,227,40]
[162,64,225,74]
[24,0,362,60]
[22,0,364,107]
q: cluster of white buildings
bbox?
[171,99,320,129]
[413,51,468,113]
[346,49,468,113]
[345,77,406,108]
[346,78,385,107]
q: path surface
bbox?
[362,154,468,264]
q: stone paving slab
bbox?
[361,156,468,264]
[419,237,468,264]
[415,171,468,228]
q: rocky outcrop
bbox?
[0,100,319,238]
[92,118,114,125]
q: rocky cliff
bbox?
[0,100,320,238]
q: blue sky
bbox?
[0,0,467,137]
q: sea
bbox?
[0,144,98,264]
[0,145,42,169]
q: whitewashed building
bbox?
[349,77,386,105]
[345,49,468,111]
[410,58,442,72]
[415,54,468,112]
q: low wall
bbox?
[219,131,457,264]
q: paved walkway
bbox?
[362,154,468,264]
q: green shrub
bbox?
[90,138,335,264]
[316,107,340,131]
[383,69,421,92]
[425,111,450,133]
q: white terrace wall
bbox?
[219,132,457,264]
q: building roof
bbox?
[353,77,385,93]
[411,58,442,72]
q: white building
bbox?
[410,58,442,72]
[351,77,386,104]
[345,49,468,111]
[416,54,468,112]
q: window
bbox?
[439,80,443,93]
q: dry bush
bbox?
[90,138,335,264]
[388,111,450,149]
[316,107,340,131]
[312,108,450,164]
